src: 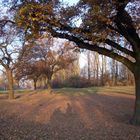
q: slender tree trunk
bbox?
[115,61,118,85]
[87,51,91,81]
[95,52,99,86]
[97,62,99,86]
[6,68,14,99]
[33,79,37,90]
[101,55,106,86]
[130,66,140,125]
[112,59,116,86]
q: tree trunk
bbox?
[47,78,52,93]
[33,79,37,90]
[112,59,116,86]
[87,50,91,81]
[6,68,14,99]
[42,77,46,89]
[95,52,99,86]
[130,66,140,125]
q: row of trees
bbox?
[0,49,134,90]
[81,50,134,86]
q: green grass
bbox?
[0,89,33,94]
[15,89,33,94]
[54,86,135,96]
[0,90,7,94]
[0,86,135,96]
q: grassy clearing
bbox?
[54,86,135,96]
[0,86,135,96]
[0,90,7,94]
[0,89,33,94]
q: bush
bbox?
[52,79,63,88]
[52,75,93,88]
[64,75,92,88]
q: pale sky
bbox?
[62,0,79,5]
[62,0,87,68]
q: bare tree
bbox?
[0,22,22,99]
[16,37,77,92]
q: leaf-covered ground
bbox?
[0,87,140,140]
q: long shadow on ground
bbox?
[0,92,139,140]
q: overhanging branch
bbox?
[105,39,135,58]
[52,31,135,72]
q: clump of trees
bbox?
[15,36,77,92]
[81,50,134,86]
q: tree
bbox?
[15,61,42,90]
[100,55,107,86]
[52,50,80,88]
[16,36,77,92]
[87,50,91,81]
[13,0,140,124]
[0,21,22,99]
[110,59,118,86]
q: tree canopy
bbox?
[14,0,139,72]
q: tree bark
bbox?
[130,65,140,125]
[87,51,91,81]
[101,55,105,86]
[6,68,14,99]
[47,78,52,93]
[33,79,37,90]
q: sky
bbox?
[62,0,79,5]
[62,0,87,68]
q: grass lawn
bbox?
[0,86,135,96]
[0,89,33,94]
[54,86,135,96]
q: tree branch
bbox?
[52,31,135,72]
[105,39,135,58]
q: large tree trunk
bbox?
[6,68,14,99]
[130,66,140,125]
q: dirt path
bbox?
[0,91,139,140]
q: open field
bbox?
[54,86,135,96]
[0,86,135,96]
[0,86,140,140]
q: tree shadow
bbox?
[0,97,140,140]
[0,90,38,100]
[50,103,74,120]
[54,87,99,96]
[15,90,38,99]
[0,103,92,140]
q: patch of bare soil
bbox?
[0,91,139,140]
